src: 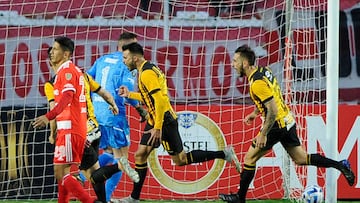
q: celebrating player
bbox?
[219,45,355,203]
[118,42,241,203]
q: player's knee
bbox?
[134,151,148,163]
[173,159,187,166]
[293,157,307,165]
[243,155,257,165]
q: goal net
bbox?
[0,0,353,201]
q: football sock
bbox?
[238,164,256,200]
[63,174,94,203]
[186,150,225,164]
[92,181,106,203]
[105,170,122,202]
[78,171,87,182]
[131,162,148,200]
[90,164,120,183]
[308,154,342,169]
[57,180,69,203]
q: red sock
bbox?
[58,180,69,203]
[63,174,95,203]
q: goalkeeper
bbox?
[44,47,133,203]
[219,45,355,203]
[87,32,148,202]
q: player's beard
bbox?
[238,66,245,77]
[128,61,137,71]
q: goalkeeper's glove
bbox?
[135,106,148,123]
[86,127,101,147]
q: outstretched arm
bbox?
[96,87,119,115]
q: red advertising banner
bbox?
[105,104,360,200]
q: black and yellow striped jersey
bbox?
[248,66,294,129]
[128,61,176,129]
[44,73,101,131]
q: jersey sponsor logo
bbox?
[65,73,72,80]
[148,111,226,194]
[104,57,119,64]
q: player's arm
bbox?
[44,81,57,144]
[141,70,167,130]
[97,88,119,115]
[86,73,119,115]
[252,80,277,137]
[244,107,259,125]
[33,90,74,129]
[121,69,148,121]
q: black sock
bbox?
[92,181,106,203]
[131,163,148,200]
[90,164,120,184]
[308,154,341,170]
[238,164,256,200]
[186,150,225,164]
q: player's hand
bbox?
[147,128,161,147]
[135,106,148,122]
[48,134,55,144]
[84,139,91,148]
[32,115,50,129]
[109,104,119,115]
[118,86,129,97]
[244,112,257,125]
[255,134,267,149]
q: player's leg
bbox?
[120,144,153,203]
[287,146,355,186]
[120,123,156,202]
[111,119,139,183]
[283,125,355,186]
[98,126,124,202]
[79,140,107,203]
[164,119,240,171]
[56,134,95,203]
[219,144,268,203]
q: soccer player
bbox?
[44,46,130,203]
[33,36,96,203]
[118,42,241,203]
[87,32,147,202]
[219,45,356,203]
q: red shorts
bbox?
[54,132,86,165]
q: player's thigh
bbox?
[161,120,184,156]
[244,145,269,165]
[170,150,187,166]
[134,144,154,163]
[286,145,307,165]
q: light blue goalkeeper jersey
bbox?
[87,51,138,127]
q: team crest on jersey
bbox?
[65,73,72,80]
[178,113,197,129]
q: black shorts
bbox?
[79,138,99,170]
[140,113,183,155]
[253,123,301,151]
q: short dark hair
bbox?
[118,32,137,41]
[235,45,256,65]
[54,36,74,55]
[122,42,144,56]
